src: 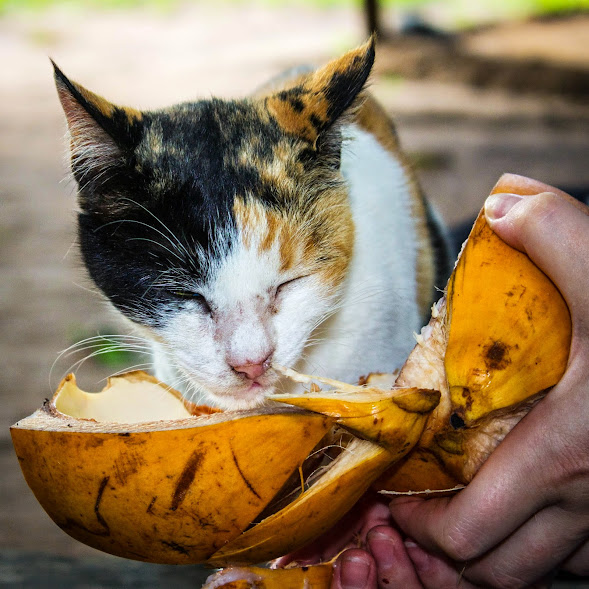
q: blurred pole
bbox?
[365,0,381,37]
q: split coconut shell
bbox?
[11,174,573,584]
[11,373,435,565]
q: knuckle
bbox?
[486,568,530,589]
[512,192,560,236]
[440,524,482,562]
[544,419,589,485]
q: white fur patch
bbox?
[294,123,420,381]
[153,123,421,409]
[153,215,333,409]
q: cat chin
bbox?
[204,381,275,411]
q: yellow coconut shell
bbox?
[11,372,334,564]
[203,562,334,588]
[376,173,573,492]
[208,438,391,566]
[11,372,437,565]
[445,175,572,426]
[11,173,575,585]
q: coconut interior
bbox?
[53,373,193,423]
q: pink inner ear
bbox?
[56,86,122,179]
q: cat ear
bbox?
[52,61,142,187]
[266,37,375,147]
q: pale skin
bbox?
[322,191,589,588]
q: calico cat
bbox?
[54,38,450,410]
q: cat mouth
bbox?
[237,377,276,399]
[210,380,276,410]
[175,363,280,409]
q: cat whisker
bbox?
[172,371,208,406]
[118,197,193,261]
[55,334,151,359]
[95,219,186,264]
[71,281,107,297]
[106,362,156,379]
[125,236,187,265]
[51,333,154,386]
[139,269,182,300]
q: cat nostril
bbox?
[231,355,272,380]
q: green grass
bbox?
[0,0,181,15]
[1,0,587,17]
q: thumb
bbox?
[484,191,589,313]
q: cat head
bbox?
[54,39,375,409]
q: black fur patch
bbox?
[55,42,367,328]
[72,95,337,326]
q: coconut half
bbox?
[11,174,574,586]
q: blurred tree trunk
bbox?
[365,0,380,37]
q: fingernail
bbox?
[341,554,371,589]
[484,193,523,222]
[369,529,394,542]
[367,529,397,568]
[404,539,431,573]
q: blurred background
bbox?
[1,0,589,586]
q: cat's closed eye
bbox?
[167,290,212,314]
[275,275,309,298]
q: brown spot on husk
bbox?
[461,387,473,411]
[161,540,190,556]
[113,451,145,485]
[231,446,262,500]
[170,450,204,511]
[484,340,511,370]
[94,476,111,535]
[146,496,157,514]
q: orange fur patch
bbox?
[74,82,143,124]
[265,95,326,145]
[233,198,300,274]
[233,190,353,291]
[265,39,373,146]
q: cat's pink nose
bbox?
[232,355,271,380]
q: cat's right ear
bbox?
[52,61,142,188]
[266,38,375,148]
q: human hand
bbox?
[330,523,527,589]
[330,189,589,588]
[383,190,589,588]
[278,493,464,588]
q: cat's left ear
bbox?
[266,37,375,148]
[52,61,142,188]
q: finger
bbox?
[404,541,482,589]
[331,549,377,589]
[461,503,589,588]
[388,391,571,562]
[366,526,423,588]
[562,539,589,576]
[484,191,589,315]
[274,492,391,567]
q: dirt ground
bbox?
[1,4,589,586]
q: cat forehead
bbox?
[85,96,351,290]
[206,222,290,306]
[131,98,320,247]
[137,98,308,179]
